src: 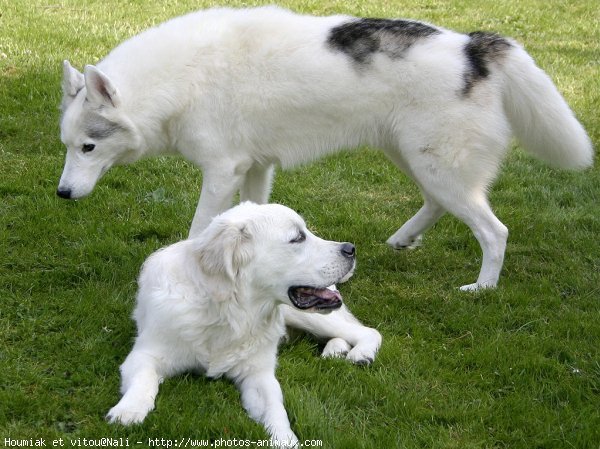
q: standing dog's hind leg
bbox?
[390,132,508,290]
[420,185,507,291]
[454,197,508,291]
[387,194,445,249]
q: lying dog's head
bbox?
[194,202,356,312]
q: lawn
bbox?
[1,0,599,448]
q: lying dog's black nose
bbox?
[56,187,72,199]
[341,243,356,258]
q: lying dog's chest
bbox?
[156,310,285,379]
[184,329,281,378]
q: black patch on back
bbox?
[463,31,512,95]
[327,18,440,65]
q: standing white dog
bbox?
[106,202,363,445]
[58,6,593,291]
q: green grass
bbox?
[1,0,599,447]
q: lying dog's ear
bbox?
[61,60,84,111]
[84,65,121,108]
[194,219,254,281]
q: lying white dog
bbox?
[58,6,592,290]
[107,202,373,445]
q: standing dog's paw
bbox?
[459,281,497,292]
[387,234,422,250]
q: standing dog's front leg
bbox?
[237,371,298,447]
[240,162,275,204]
[188,160,253,237]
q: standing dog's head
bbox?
[57,61,142,200]
[194,202,356,312]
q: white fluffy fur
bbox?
[106,202,379,445]
[58,6,593,291]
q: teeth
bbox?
[297,287,340,301]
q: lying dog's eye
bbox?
[290,231,306,244]
[82,143,96,153]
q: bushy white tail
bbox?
[501,43,593,169]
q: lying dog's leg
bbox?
[239,162,274,204]
[387,194,445,249]
[106,349,162,425]
[237,371,298,447]
[282,304,381,365]
[321,337,352,358]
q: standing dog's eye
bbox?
[82,143,96,153]
[290,231,306,244]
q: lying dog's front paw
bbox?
[270,432,299,448]
[322,337,351,358]
[346,329,382,365]
[346,347,375,365]
[272,439,299,448]
[106,403,151,425]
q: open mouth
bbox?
[287,286,343,311]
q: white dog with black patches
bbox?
[107,202,370,445]
[58,7,592,289]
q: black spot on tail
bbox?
[327,18,440,66]
[463,31,512,95]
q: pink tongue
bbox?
[298,287,341,301]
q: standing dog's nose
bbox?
[341,243,356,258]
[56,187,72,199]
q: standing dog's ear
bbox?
[61,60,84,111]
[194,218,254,281]
[84,65,121,108]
